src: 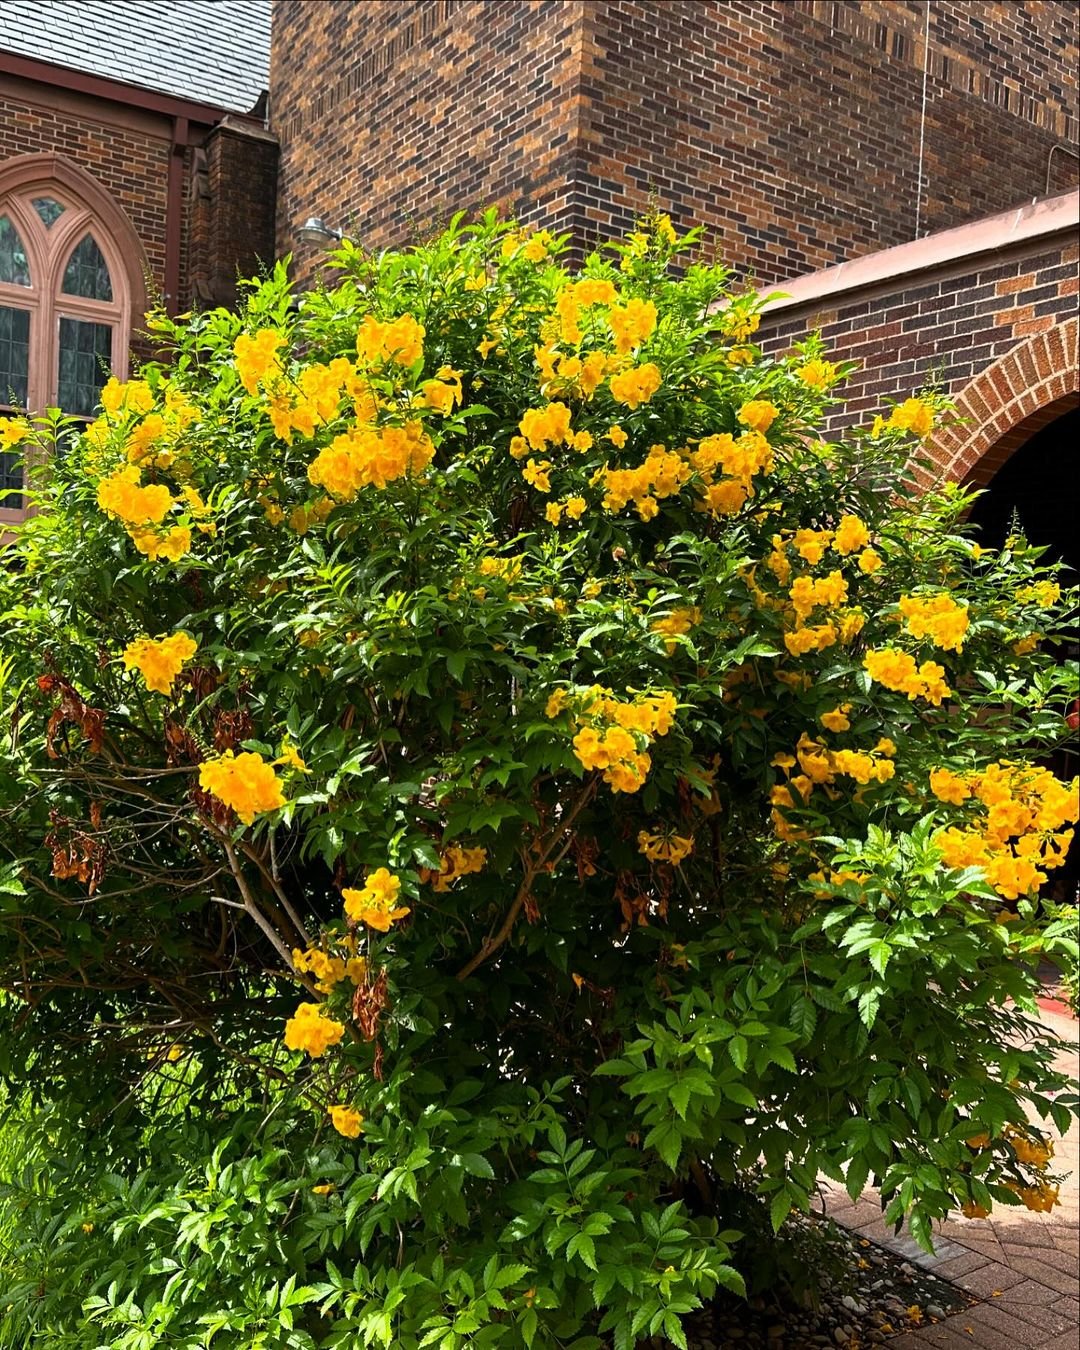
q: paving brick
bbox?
[933,1250,994,1280]
[954,1261,1028,1298]
[1006,1256,1080,1299]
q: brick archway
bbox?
[929,317,1079,487]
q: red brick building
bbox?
[270,0,1078,564]
[0,0,278,521]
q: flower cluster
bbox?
[234,329,285,395]
[608,362,662,410]
[608,297,657,354]
[329,1104,364,1138]
[96,464,192,562]
[547,686,678,794]
[420,846,487,892]
[932,761,1078,899]
[651,606,701,654]
[292,941,367,994]
[689,429,773,516]
[342,868,410,931]
[518,401,574,451]
[898,593,970,652]
[198,751,286,825]
[864,649,952,705]
[355,313,425,367]
[597,444,690,520]
[638,829,694,864]
[307,421,434,498]
[283,1002,345,1058]
[887,397,935,438]
[122,632,197,696]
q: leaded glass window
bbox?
[58,318,112,417]
[0,444,24,510]
[0,305,30,407]
[0,172,132,519]
[62,234,112,301]
[32,197,65,228]
[0,216,31,286]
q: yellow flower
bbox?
[609,362,662,410]
[97,465,174,526]
[423,845,487,892]
[820,704,852,733]
[792,529,832,565]
[122,631,197,695]
[898,593,969,652]
[608,297,657,354]
[342,868,410,932]
[355,313,425,367]
[522,458,553,493]
[887,397,935,439]
[564,496,587,520]
[797,358,837,390]
[736,400,778,434]
[832,515,869,555]
[637,828,693,864]
[234,329,284,394]
[546,689,569,718]
[274,738,309,774]
[545,501,563,525]
[858,547,882,574]
[198,751,286,824]
[1016,580,1061,608]
[651,606,701,654]
[283,1002,345,1057]
[930,767,971,805]
[312,1183,335,1196]
[329,1104,364,1138]
[0,414,30,447]
[421,366,463,414]
[606,425,627,448]
[81,1222,95,1234]
[519,402,573,450]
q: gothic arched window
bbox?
[1,155,145,523]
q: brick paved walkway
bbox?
[818,1006,1079,1349]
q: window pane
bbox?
[61,234,112,301]
[0,216,31,286]
[0,305,30,406]
[32,197,66,228]
[58,317,112,416]
[0,444,23,511]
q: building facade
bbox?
[273,0,1077,285]
[0,0,277,522]
[271,0,1078,561]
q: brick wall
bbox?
[272,0,588,280]
[272,0,1079,286]
[760,229,1079,438]
[190,117,279,309]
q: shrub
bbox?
[0,210,1076,1348]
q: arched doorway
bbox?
[966,405,1079,573]
[966,403,1079,910]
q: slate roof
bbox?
[0,0,271,114]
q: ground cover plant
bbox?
[0,210,1077,1349]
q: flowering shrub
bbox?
[0,210,1077,1348]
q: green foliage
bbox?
[0,208,1076,1346]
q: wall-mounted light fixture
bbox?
[295,216,344,247]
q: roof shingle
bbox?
[0,0,271,114]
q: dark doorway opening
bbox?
[967,405,1079,910]
[966,405,1079,574]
